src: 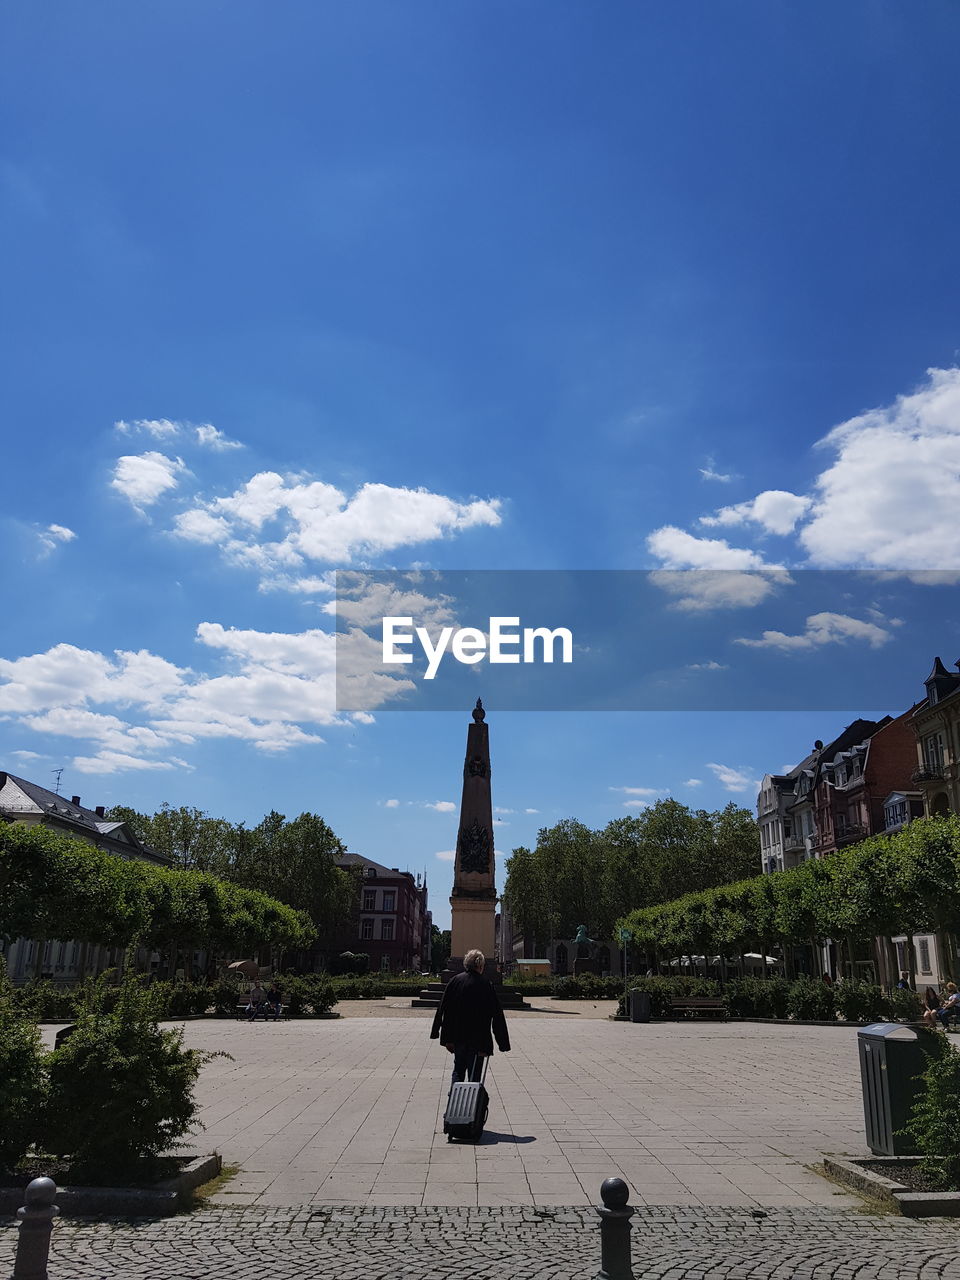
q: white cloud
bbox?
[734,611,891,652]
[37,523,76,555]
[699,458,738,483]
[384,798,400,808]
[425,801,456,812]
[650,568,791,612]
[700,490,812,537]
[623,800,651,809]
[111,452,186,508]
[684,778,702,787]
[114,418,182,439]
[494,807,514,814]
[524,808,539,814]
[707,763,760,793]
[610,786,662,797]
[71,751,181,774]
[195,424,243,451]
[647,527,777,571]
[686,660,728,671]
[435,850,456,861]
[10,749,45,761]
[800,367,960,570]
[174,470,501,585]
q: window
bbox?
[917,938,932,974]
[362,890,376,912]
[852,758,862,778]
[361,918,374,940]
[381,919,394,941]
[382,890,396,912]
[380,954,391,972]
[895,941,907,972]
[923,733,944,773]
[885,800,908,830]
[835,766,847,787]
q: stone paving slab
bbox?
[3,1205,959,1280]
[36,1010,873,1211]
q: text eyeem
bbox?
[382,616,574,680]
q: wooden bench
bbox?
[236,1003,289,1021]
[668,997,728,1020]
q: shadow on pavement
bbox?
[478,1132,536,1145]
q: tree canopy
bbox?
[502,799,760,946]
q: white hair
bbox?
[464,949,485,972]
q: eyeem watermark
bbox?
[382,616,574,680]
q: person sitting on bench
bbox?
[246,982,267,1021]
[936,982,960,1029]
[265,982,283,1020]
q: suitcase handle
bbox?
[473,1054,490,1085]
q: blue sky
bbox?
[2,3,959,928]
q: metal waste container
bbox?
[857,1022,937,1155]
[629,990,651,1023]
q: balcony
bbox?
[912,766,944,784]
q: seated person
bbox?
[246,982,267,1020]
[265,983,283,1020]
[922,986,941,1027]
[936,982,960,1028]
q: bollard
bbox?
[11,1178,58,1280]
[595,1177,634,1280]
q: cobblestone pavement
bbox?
[3,1204,959,1280]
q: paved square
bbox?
[166,1002,868,1209]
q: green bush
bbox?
[211,979,241,1016]
[0,965,47,1170]
[551,974,625,1000]
[906,1033,960,1190]
[12,978,78,1022]
[329,951,370,976]
[724,977,790,1019]
[330,975,385,999]
[786,974,836,1021]
[615,976,722,1018]
[302,975,337,1014]
[889,987,923,1022]
[834,980,891,1023]
[41,972,218,1181]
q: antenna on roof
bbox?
[52,767,64,795]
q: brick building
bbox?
[332,853,431,974]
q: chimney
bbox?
[95,805,105,818]
[71,795,81,806]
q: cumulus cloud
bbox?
[383,798,400,808]
[435,850,456,861]
[111,452,186,508]
[0,621,377,773]
[195,424,243,451]
[734,611,891,652]
[647,527,778,571]
[684,778,702,787]
[173,470,501,586]
[650,568,791,612]
[425,801,456,812]
[686,660,728,671]
[800,367,960,569]
[700,490,812,537]
[524,807,539,814]
[610,786,662,797]
[707,763,760,793]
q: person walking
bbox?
[429,949,510,1085]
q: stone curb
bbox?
[823,1155,960,1217]
[0,1153,222,1219]
[606,1015,896,1027]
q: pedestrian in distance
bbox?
[429,949,510,1086]
[246,981,267,1021]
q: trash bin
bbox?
[629,990,651,1023]
[857,1022,938,1156]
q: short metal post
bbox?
[12,1178,58,1280]
[596,1177,634,1280]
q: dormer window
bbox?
[835,766,847,787]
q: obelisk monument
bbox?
[447,698,497,972]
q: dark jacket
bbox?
[429,970,510,1056]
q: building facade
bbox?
[0,771,170,982]
[332,853,431,974]
[911,657,960,819]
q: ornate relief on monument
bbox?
[457,816,491,874]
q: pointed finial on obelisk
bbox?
[473,697,485,723]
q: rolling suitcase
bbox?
[443,1055,489,1142]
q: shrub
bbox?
[331,975,384,999]
[889,987,923,1023]
[906,1033,960,1190]
[12,978,78,1022]
[211,979,242,1016]
[0,965,47,1170]
[786,974,836,1021]
[615,976,722,1018]
[302,975,337,1014]
[834,980,891,1023]
[329,951,369,976]
[41,971,219,1181]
